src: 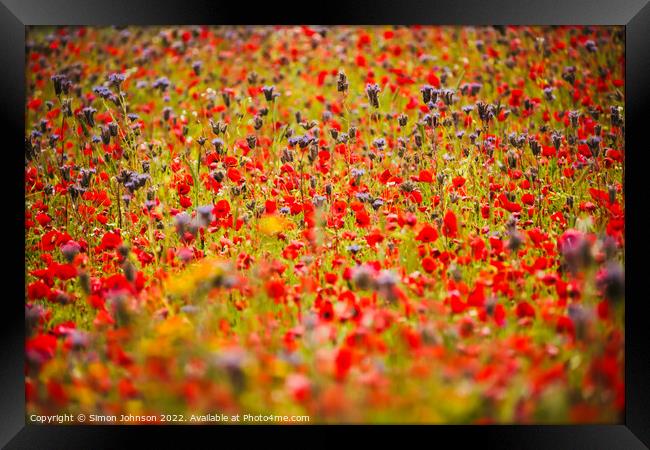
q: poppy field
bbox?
[25,26,625,424]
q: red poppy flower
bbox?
[452,176,466,188]
[335,346,353,380]
[26,333,57,361]
[35,213,51,227]
[521,193,535,205]
[266,279,286,299]
[421,256,436,273]
[99,231,122,251]
[442,210,458,238]
[213,199,231,218]
[325,273,338,284]
[516,301,536,319]
[416,224,438,243]
[265,199,277,214]
[27,280,51,300]
[365,229,384,247]
[227,167,242,183]
[355,209,370,227]
[418,169,433,183]
[467,283,486,307]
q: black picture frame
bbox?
[2,1,648,448]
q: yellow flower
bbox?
[165,257,227,296]
[74,386,95,409]
[39,359,67,382]
[139,337,172,358]
[258,215,291,236]
[125,400,144,416]
[155,315,194,341]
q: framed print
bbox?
[1,0,649,448]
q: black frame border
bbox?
[2,0,648,448]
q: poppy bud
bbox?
[597,262,624,303]
[82,107,97,128]
[348,127,357,143]
[60,240,81,262]
[50,73,70,96]
[174,212,191,235]
[507,150,518,168]
[400,181,416,193]
[25,138,36,161]
[608,185,616,204]
[152,76,170,91]
[584,40,598,52]
[301,120,318,131]
[610,106,623,127]
[280,148,294,164]
[365,83,380,108]
[551,132,562,150]
[25,304,45,338]
[414,133,423,148]
[308,145,318,163]
[421,85,434,104]
[58,165,71,182]
[246,134,257,150]
[337,71,348,93]
[507,228,524,252]
[476,101,494,123]
[101,126,111,145]
[115,245,129,260]
[192,60,202,76]
[352,265,375,291]
[253,115,263,130]
[441,88,455,106]
[586,136,601,157]
[253,108,267,119]
[261,85,279,102]
[123,261,136,283]
[451,111,461,126]
[448,264,462,282]
[562,66,576,85]
[212,138,224,153]
[376,270,399,303]
[109,293,132,326]
[543,87,555,101]
[558,230,593,275]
